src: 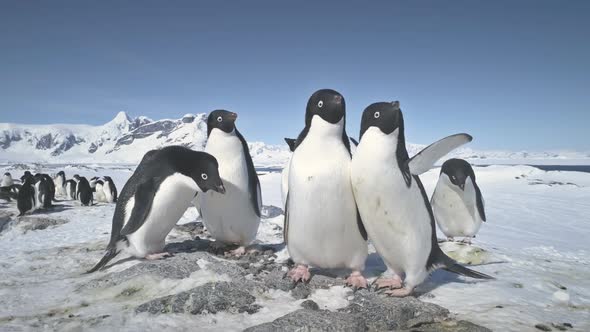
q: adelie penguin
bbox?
[199,110,261,256]
[87,146,225,273]
[102,176,118,203]
[431,158,486,244]
[65,179,77,200]
[54,171,67,198]
[33,174,53,209]
[285,89,368,288]
[17,177,36,216]
[0,172,19,200]
[74,175,93,206]
[94,180,107,203]
[350,101,493,297]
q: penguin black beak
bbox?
[214,183,226,194]
[226,112,238,122]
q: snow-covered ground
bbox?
[0,163,589,331]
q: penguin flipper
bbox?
[432,249,494,280]
[283,192,289,244]
[406,133,473,175]
[284,138,297,152]
[119,178,158,236]
[349,137,359,147]
[85,247,120,274]
[464,177,487,222]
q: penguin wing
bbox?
[406,133,473,175]
[236,129,262,217]
[119,178,159,236]
[283,192,289,244]
[464,177,486,222]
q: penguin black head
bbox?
[73,174,81,181]
[188,152,226,194]
[102,176,112,182]
[57,171,65,177]
[305,89,345,126]
[4,172,10,177]
[21,172,33,182]
[284,138,297,152]
[360,101,404,139]
[441,158,475,191]
[207,110,238,137]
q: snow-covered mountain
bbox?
[1,112,588,166]
[0,112,290,166]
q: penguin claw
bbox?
[384,286,414,297]
[145,252,172,260]
[345,271,368,289]
[226,246,247,257]
[374,276,403,290]
[287,265,311,282]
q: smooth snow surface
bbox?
[0,163,589,331]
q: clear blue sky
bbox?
[1,1,588,150]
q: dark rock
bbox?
[535,324,552,331]
[340,290,449,330]
[301,300,319,311]
[36,134,53,150]
[261,205,284,218]
[18,216,69,232]
[136,282,260,315]
[261,267,295,292]
[244,309,366,332]
[174,222,207,238]
[291,283,311,300]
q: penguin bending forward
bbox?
[199,110,261,255]
[431,158,486,243]
[350,101,493,297]
[74,175,93,206]
[285,89,368,288]
[87,146,225,273]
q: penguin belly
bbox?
[125,174,198,258]
[201,133,259,245]
[432,180,481,238]
[104,183,114,203]
[287,136,367,271]
[351,132,431,286]
[95,184,107,203]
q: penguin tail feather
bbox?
[434,249,495,280]
[443,262,495,280]
[86,247,120,274]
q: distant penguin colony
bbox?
[1,88,494,298]
[431,158,486,243]
[198,110,261,255]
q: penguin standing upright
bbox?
[17,177,36,216]
[89,177,99,192]
[87,146,225,273]
[102,176,118,203]
[1,172,17,200]
[431,159,486,243]
[74,175,93,206]
[54,171,67,197]
[94,180,107,203]
[65,179,77,200]
[350,102,493,297]
[42,174,56,203]
[33,174,52,209]
[199,110,261,255]
[1,172,14,188]
[285,89,368,288]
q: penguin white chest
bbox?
[287,117,367,271]
[201,129,260,245]
[104,182,114,203]
[126,174,198,257]
[351,129,432,280]
[432,176,482,238]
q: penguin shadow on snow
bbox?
[29,204,73,215]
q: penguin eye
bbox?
[317,100,323,108]
[201,173,208,180]
[374,111,380,119]
[216,116,223,122]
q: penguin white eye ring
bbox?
[318,100,323,108]
[374,111,380,118]
[217,116,223,122]
[201,173,208,180]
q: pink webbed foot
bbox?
[374,275,403,290]
[287,264,311,282]
[145,252,172,260]
[384,286,414,297]
[346,271,368,289]
[227,246,247,257]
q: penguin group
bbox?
[85,88,492,297]
[0,170,121,217]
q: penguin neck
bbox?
[358,127,404,169]
[307,115,344,139]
